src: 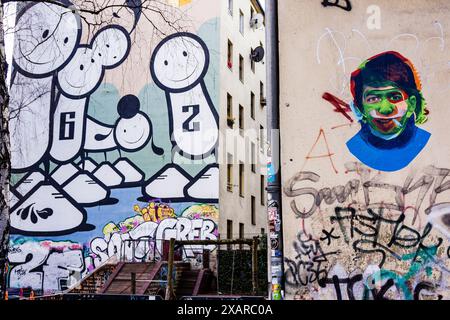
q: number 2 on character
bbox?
[182,104,200,132]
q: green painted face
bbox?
[361,84,416,137]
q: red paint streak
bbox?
[304,128,339,174]
[331,123,354,130]
[301,219,312,239]
[322,92,354,123]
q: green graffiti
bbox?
[364,244,439,300]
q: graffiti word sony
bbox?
[90,217,217,266]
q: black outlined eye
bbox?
[91,58,95,63]
[42,29,49,39]
[164,60,168,66]
[64,37,69,44]
[80,64,84,70]
[183,51,187,57]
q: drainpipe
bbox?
[265,0,284,300]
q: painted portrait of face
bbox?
[361,84,416,139]
[346,51,431,172]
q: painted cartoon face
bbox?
[57,47,103,97]
[13,3,80,75]
[114,113,150,151]
[57,27,130,97]
[362,85,416,137]
[151,34,208,90]
[92,27,130,68]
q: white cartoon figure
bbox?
[9,2,81,171]
[145,32,219,201]
[9,4,155,235]
[8,3,88,235]
[49,26,159,204]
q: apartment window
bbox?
[250,91,255,120]
[260,81,265,104]
[260,175,265,205]
[227,93,233,128]
[261,228,265,235]
[239,104,244,134]
[259,125,264,151]
[227,40,233,69]
[239,10,244,34]
[251,196,256,225]
[228,0,233,16]
[239,223,245,249]
[239,54,244,82]
[251,47,255,73]
[251,142,256,173]
[227,220,233,249]
[227,153,233,192]
[239,162,244,197]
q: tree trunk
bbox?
[0,0,11,300]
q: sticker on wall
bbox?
[346,51,431,172]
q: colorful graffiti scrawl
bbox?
[8,203,218,292]
[7,1,220,293]
[346,51,431,172]
[279,0,450,300]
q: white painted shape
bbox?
[79,158,98,173]
[170,84,218,156]
[83,118,115,151]
[10,74,52,170]
[50,96,86,162]
[186,167,219,199]
[63,173,108,203]
[145,167,190,198]
[57,47,103,97]
[14,171,45,197]
[9,192,19,208]
[93,163,124,187]
[92,27,130,67]
[11,184,84,233]
[8,242,49,290]
[51,163,80,185]
[13,3,80,75]
[114,114,150,150]
[43,250,84,292]
[152,35,206,90]
[3,1,16,87]
[114,159,143,183]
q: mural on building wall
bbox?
[7,1,219,293]
[346,51,431,172]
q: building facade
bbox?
[277,0,450,300]
[4,0,267,295]
[218,0,268,243]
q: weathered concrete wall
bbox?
[279,0,450,300]
[7,0,220,294]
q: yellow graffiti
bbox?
[134,202,176,222]
[166,0,192,7]
[182,204,219,220]
[102,222,119,236]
